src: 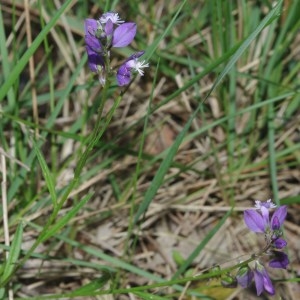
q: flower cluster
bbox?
[84,12,148,86]
[237,199,289,296]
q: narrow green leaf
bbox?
[32,139,57,207]
[210,0,283,92]
[41,193,93,241]
[1,223,23,282]
[0,5,16,109]
[133,291,169,300]
[0,0,73,102]
[172,209,232,279]
[134,1,283,224]
[70,272,113,296]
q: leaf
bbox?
[0,0,74,102]
[41,193,93,241]
[32,139,57,207]
[1,223,23,283]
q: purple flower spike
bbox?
[254,262,275,296]
[269,251,289,269]
[112,23,137,47]
[244,210,266,233]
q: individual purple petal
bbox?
[253,269,264,296]
[269,251,289,269]
[244,210,266,233]
[116,64,131,86]
[271,206,287,228]
[85,35,102,52]
[236,266,253,288]
[124,50,145,62]
[86,47,104,72]
[254,263,275,296]
[85,18,98,36]
[271,216,280,230]
[273,238,287,249]
[260,206,270,227]
[105,19,114,37]
[112,22,137,47]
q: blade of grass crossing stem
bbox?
[70,273,113,296]
[32,139,57,208]
[41,192,93,242]
[7,55,86,202]
[1,223,23,283]
[133,1,283,224]
[172,209,232,279]
[0,0,73,102]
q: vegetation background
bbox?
[0,0,299,299]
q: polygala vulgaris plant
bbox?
[84,11,149,86]
[230,199,289,296]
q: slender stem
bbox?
[7,76,114,287]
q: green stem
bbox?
[6,78,122,287]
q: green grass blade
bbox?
[133,0,283,224]
[1,223,23,283]
[0,0,73,102]
[172,209,232,279]
[32,139,57,207]
[210,0,282,92]
[41,192,93,241]
[0,5,16,110]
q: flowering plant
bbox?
[84,12,148,86]
[236,199,289,296]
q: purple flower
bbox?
[273,238,287,249]
[244,209,266,233]
[244,202,287,234]
[84,19,105,73]
[112,22,137,47]
[254,262,275,296]
[84,13,137,76]
[84,12,148,87]
[236,266,253,288]
[116,51,149,86]
[269,251,289,269]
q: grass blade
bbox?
[134,0,283,224]
[32,139,57,207]
[1,223,23,283]
[0,0,73,102]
